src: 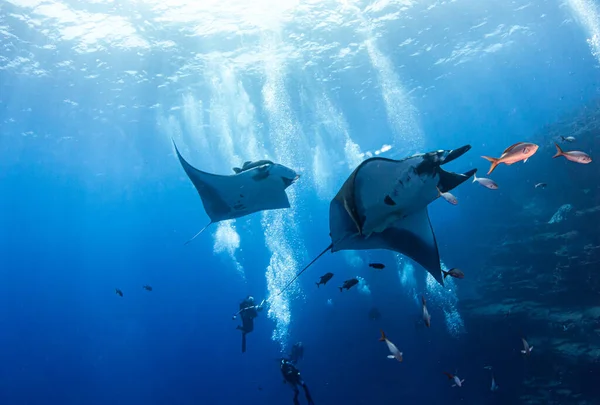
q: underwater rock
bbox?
[548,204,573,224]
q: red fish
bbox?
[553,143,592,164]
[482,142,539,174]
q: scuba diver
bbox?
[280,358,315,405]
[289,342,304,364]
[233,295,264,353]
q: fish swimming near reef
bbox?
[560,136,575,143]
[442,268,464,279]
[521,337,533,356]
[339,278,359,292]
[484,367,499,392]
[422,296,431,328]
[481,142,539,174]
[473,174,498,190]
[379,330,403,362]
[443,372,465,388]
[552,143,592,164]
[316,272,334,288]
[437,187,458,205]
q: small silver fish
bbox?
[560,136,576,143]
[437,187,458,205]
[422,296,431,328]
[473,174,498,190]
[491,375,499,392]
[534,182,547,189]
[521,337,533,356]
[553,143,592,164]
[484,366,499,392]
[444,372,465,388]
[378,330,403,362]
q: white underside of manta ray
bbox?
[172,140,300,244]
[275,144,477,297]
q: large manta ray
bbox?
[276,144,476,295]
[173,141,300,244]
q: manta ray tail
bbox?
[269,243,333,300]
[438,168,477,193]
[184,221,213,245]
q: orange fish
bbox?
[481,142,539,174]
[552,143,592,164]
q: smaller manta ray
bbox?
[172,140,300,245]
[272,145,476,298]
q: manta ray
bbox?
[276,145,476,295]
[172,141,300,244]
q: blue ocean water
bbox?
[2,0,600,404]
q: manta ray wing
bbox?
[332,162,365,235]
[353,157,434,235]
[331,207,444,285]
[329,195,361,246]
[174,143,231,222]
[332,156,424,235]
